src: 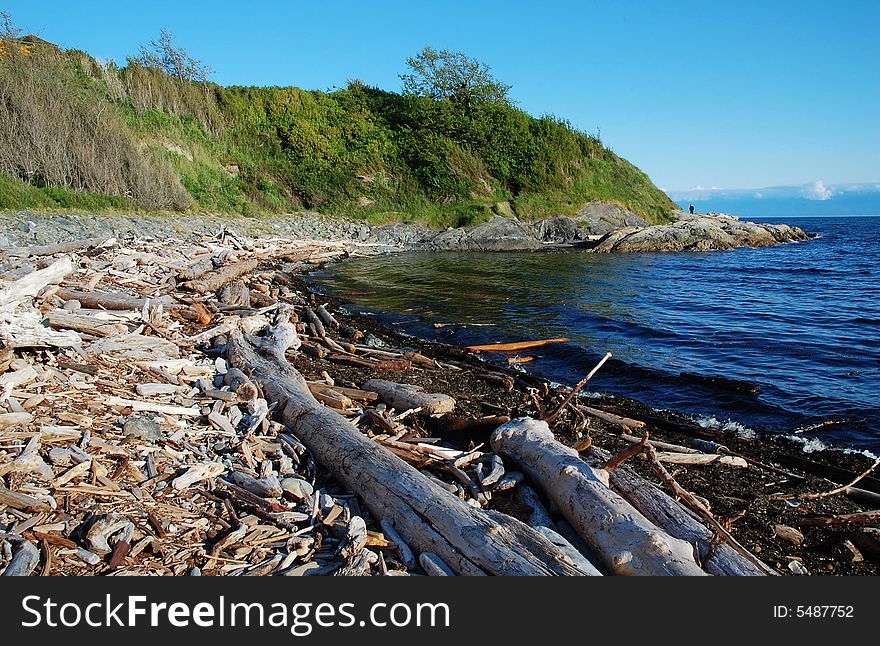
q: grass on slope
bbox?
[0,43,677,227]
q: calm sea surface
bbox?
[312,216,880,452]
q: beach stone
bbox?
[423,226,469,251]
[368,222,433,246]
[122,416,162,442]
[281,477,314,502]
[787,560,809,575]
[48,447,72,466]
[61,299,81,312]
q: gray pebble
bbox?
[122,416,162,442]
[281,477,314,502]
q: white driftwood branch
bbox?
[0,256,73,308]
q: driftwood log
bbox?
[587,446,771,575]
[55,288,178,311]
[177,254,217,281]
[363,379,456,415]
[2,540,40,576]
[0,256,81,348]
[185,259,259,294]
[46,311,128,337]
[1,237,109,258]
[490,417,707,576]
[225,326,593,576]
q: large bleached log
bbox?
[226,327,592,576]
[55,288,178,311]
[490,417,707,576]
[363,379,456,415]
[587,447,770,576]
[46,311,129,337]
[185,258,259,294]
[1,310,81,349]
[511,484,604,575]
[177,254,217,281]
[0,257,81,348]
[0,256,73,309]
[1,237,109,258]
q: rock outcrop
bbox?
[395,216,544,252]
[591,213,811,253]
[575,201,650,235]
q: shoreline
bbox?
[1,223,876,576]
[0,206,812,254]
[315,284,879,462]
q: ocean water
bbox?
[312,215,880,452]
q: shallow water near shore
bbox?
[312,215,880,452]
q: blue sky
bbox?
[5,1,878,191]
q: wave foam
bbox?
[693,415,757,439]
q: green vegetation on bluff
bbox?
[0,34,676,227]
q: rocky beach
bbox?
[0,205,811,253]
[1,209,875,578]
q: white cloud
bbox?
[804,180,833,201]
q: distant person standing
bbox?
[689,203,695,214]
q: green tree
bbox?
[136,29,213,82]
[400,47,512,112]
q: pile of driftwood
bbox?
[0,228,825,576]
